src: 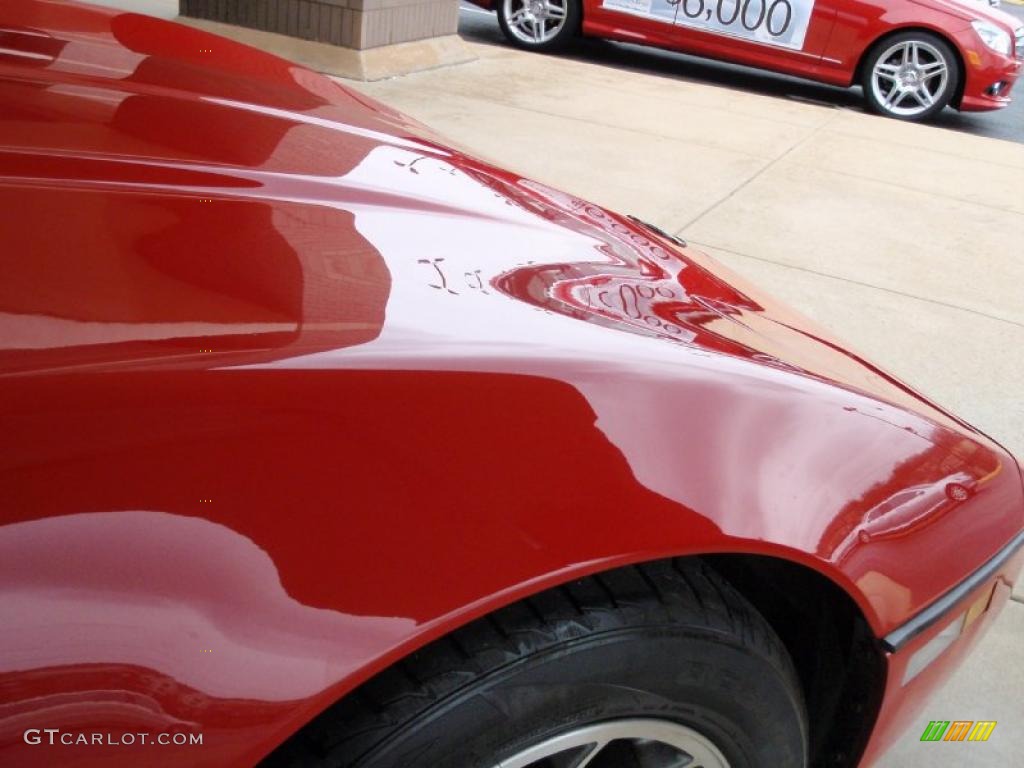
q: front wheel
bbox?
[497,0,579,52]
[264,561,808,768]
[861,32,960,121]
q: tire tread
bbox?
[265,560,800,768]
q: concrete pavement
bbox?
[348,40,1024,765]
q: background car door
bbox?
[591,0,841,80]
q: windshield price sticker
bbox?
[602,0,815,52]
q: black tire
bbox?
[263,560,808,768]
[497,0,580,53]
[861,31,960,121]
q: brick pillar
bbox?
[181,0,458,49]
[179,0,472,79]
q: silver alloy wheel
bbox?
[870,39,949,117]
[502,0,568,45]
[496,719,731,768]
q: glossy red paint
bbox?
[475,0,1023,110]
[1,2,1023,767]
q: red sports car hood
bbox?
[0,0,1011,451]
[5,0,1024,660]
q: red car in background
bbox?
[472,0,1024,120]
[2,2,1024,768]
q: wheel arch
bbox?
[266,549,886,768]
[702,553,886,768]
[853,25,967,108]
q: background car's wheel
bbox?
[861,31,960,121]
[264,560,808,768]
[497,0,580,52]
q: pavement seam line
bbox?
[690,240,1024,329]
[784,159,1024,218]
[675,110,840,233]
[525,73,827,131]
[375,79,812,151]
[825,126,1024,173]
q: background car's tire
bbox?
[497,0,580,52]
[861,31,960,121]
[264,560,808,768]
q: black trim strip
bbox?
[882,529,1024,653]
[626,215,687,247]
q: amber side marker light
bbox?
[902,583,996,684]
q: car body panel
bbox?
[820,0,1022,105]
[583,0,843,83]
[2,3,1023,766]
